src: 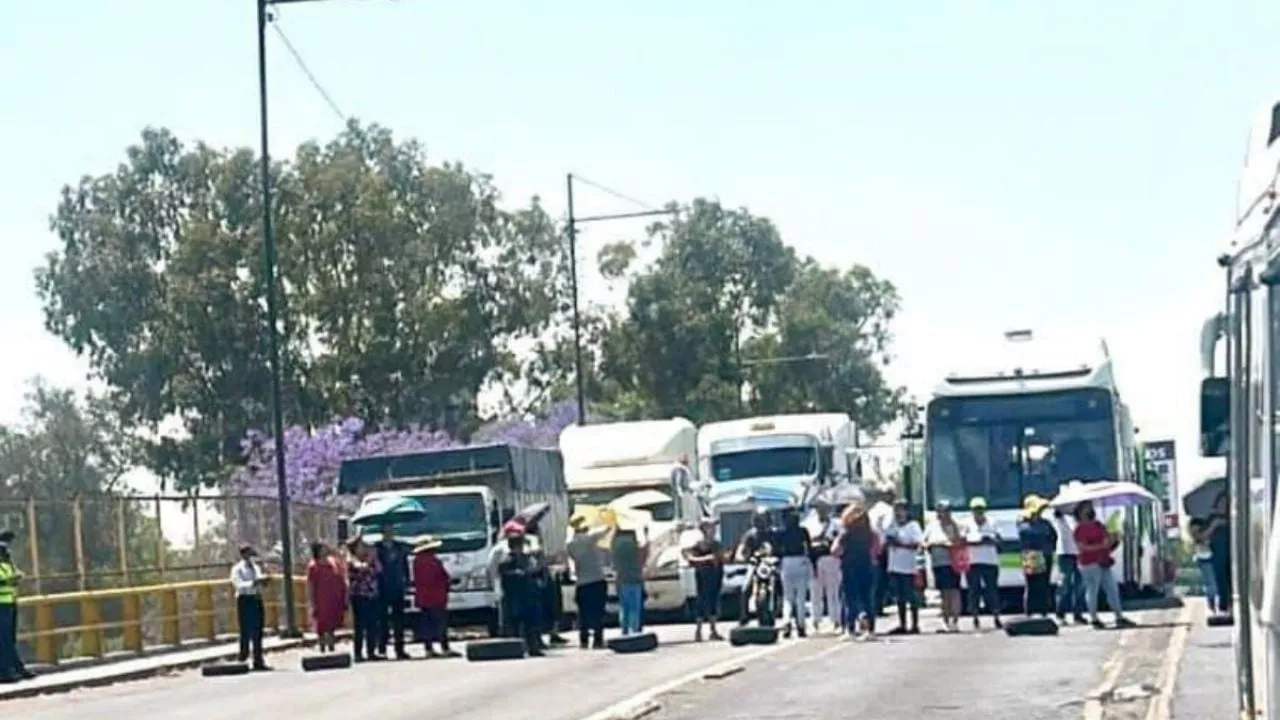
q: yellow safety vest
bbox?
[0,562,16,605]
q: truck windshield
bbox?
[569,489,676,522]
[359,493,489,551]
[925,389,1118,510]
[710,446,817,482]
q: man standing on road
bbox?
[230,544,269,671]
[567,516,609,649]
[807,501,842,633]
[375,525,411,660]
[963,498,1003,630]
[1053,508,1086,624]
[868,484,896,616]
[0,530,33,683]
[495,529,545,656]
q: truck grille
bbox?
[718,510,755,549]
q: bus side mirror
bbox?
[1199,377,1229,457]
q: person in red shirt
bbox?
[412,537,457,657]
[1072,502,1134,630]
[306,542,347,653]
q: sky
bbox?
[1,0,1271,507]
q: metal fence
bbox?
[0,493,343,596]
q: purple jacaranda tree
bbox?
[472,398,587,449]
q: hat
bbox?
[1022,494,1049,517]
[935,500,953,512]
[503,520,526,538]
[414,536,443,553]
[969,497,988,510]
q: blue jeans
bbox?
[618,583,644,635]
[1196,558,1223,613]
[842,564,874,630]
[1057,555,1084,617]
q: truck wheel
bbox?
[465,638,528,662]
[201,662,250,677]
[1003,617,1059,637]
[301,652,352,672]
[729,626,779,646]
[606,632,658,654]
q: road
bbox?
[0,606,1212,720]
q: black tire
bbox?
[606,632,658,654]
[201,662,250,677]
[728,625,779,646]
[1003,617,1059,637]
[301,652,353,672]
[1207,614,1235,627]
[465,638,528,662]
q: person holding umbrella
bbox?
[1072,501,1134,629]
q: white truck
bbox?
[695,413,856,602]
[337,443,569,637]
[558,418,700,617]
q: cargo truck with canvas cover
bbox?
[696,413,856,598]
[557,418,700,615]
[923,329,1166,598]
[337,444,569,637]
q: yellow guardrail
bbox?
[14,576,312,666]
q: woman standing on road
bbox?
[346,537,383,662]
[922,501,964,633]
[834,501,877,640]
[306,542,346,653]
[1016,495,1058,619]
[1189,518,1224,616]
[884,500,922,635]
[1072,501,1134,630]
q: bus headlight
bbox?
[461,570,492,592]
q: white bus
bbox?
[924,329,1167,598]
[1195,94,1280,720]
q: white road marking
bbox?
[1084,620,1141,720]
[576,641,794,720]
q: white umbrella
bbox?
[1049,480,1157,512]
[608,489,672,511]
[1182,475,1227,520]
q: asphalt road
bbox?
[2,607,1208,720]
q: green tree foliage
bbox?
[36,122,566,490]
[0,380,161,593]
[594,200,905,433]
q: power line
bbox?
[268,12,349,123]
[570,174,659,213]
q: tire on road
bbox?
[729,625,779,646]
[1207,614,1235,627]
[201,662,250,677]
[465,638,528,662]
[301,652,353,672]
[606,632,659,654]
[1003,617,1059,637]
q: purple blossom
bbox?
[473,399,588,449]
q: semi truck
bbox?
[336,443,570,637]
[695,413,856,600]
[558,418,700,617]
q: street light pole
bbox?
[564,174,676,426]
[257,0,302,637]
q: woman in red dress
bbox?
[306,542,347,652]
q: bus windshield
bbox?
[924,389,1118,510]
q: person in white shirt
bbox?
[963,497,1003,630]
[883,500,922,634]
[1052,509,1086,623]
[867,484,896,615]
[230,544,269,670]
[805,501,843,632]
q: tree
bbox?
[36,122,566,491]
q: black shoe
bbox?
[993,617,1003,629]
[888,627,909,635]
[709,630,723,641]
[549,634,569,646]
[353,654,366,663]
[395,652,411,661]
[1073,614,1088,625]
[252,664,271,672]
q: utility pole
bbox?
[255,0,331,639]
[564,173,676,425]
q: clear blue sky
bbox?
[1,1,1270,488]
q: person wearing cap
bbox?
[567,515,610,649]
[412,537,456,657]
[0,530,33,682]
[495,527,544,655]
[230,544,270,670]
[683,517,727,642]
[1016,495,1058,619]
[962,498,1003,630]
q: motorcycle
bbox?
[747,549,782,628]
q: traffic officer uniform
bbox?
[0,530,32,682]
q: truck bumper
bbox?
[560,574,686,615]
[447,590,499,612]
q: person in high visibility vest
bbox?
[0,530,33,682]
